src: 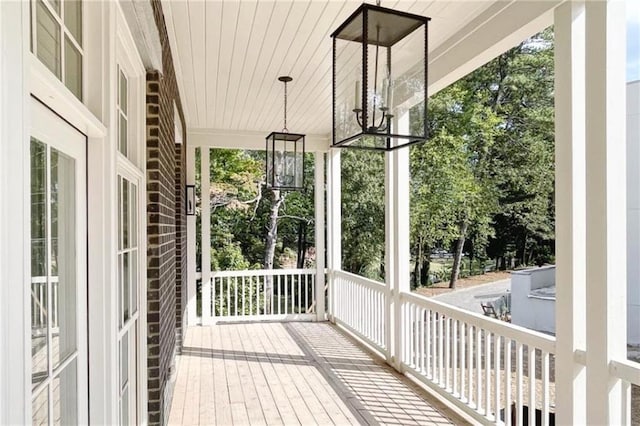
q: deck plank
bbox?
[169,321,469,426]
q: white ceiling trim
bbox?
[428,0,564,95]
[188,128,331,152]
[163,0,560,140]
[161,1,191,124]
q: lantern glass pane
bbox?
[334,37,362,144]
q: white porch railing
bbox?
[399,292,556,426]
[604,358,640,425]
[332,270,388,356]
[31,276,58,331]
[201,269,316,324]
[327,271,559,426]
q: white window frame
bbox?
[30,0,86,101]
[115,3,147,424]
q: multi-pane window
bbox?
[31,0,83,100]
[30,138,79,425]
[117,176,138,425]
[117,67,129,157]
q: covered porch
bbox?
[165,0,638,424]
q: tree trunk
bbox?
[264,190,285,313]
[449,222,469,289]
[413,242,421,288]
[296,221,306,269]
[421,254,430,286]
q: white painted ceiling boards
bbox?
[162,0,560,144]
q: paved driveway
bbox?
[431,279,511,315]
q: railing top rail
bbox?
[610,358,640,386]
[333,269,386,290]
[400,291,556,354]
[211,268,316,278]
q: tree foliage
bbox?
[198,29,556,289]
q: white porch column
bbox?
[554,2,587,424]
[314,152,326,320]
[201,147,212,323]
[186,146,197,326]
[386,112,411,369]
[326,149,341,321]
[584,1,629,424]
[0,1,28,423]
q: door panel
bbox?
[30,99,87,426]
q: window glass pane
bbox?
[64,36,82,100]
[50,148,77,369]
[32,386,49,426]
[131,250,137,315]
[63,0,82,45]
[131,184,137,247]
[31,138,49,387]
[118,254,123,327]
[123,252,130,323]
[123,180,129,248]
[119,114,128,157]
[36,0,61,78]
[49,0,60,14]
[120,331,129,391]
[120,71,128,115]
[118,177,122,250]
[120,387,129,426]
[53,358,77,425]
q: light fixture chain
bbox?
[283,80,288,133]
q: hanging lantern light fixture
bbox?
[265,76,306,191]
[331,1,430,150]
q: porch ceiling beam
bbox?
[187,128,331,152]
[428,0,564,95]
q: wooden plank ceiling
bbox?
[163,1,497,137]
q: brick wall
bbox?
[147,1,187,424]
[174,142,186,350]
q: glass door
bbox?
[30,99,87,425]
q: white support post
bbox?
[201,147,212,324]
[186,146,197,326]
[314,152,326,320]
[387,112,411,370]
[0,1,28,424]
[384,150,395,364]
[326,149,341,321]
[554,2,587,425]
[584,1,629,424]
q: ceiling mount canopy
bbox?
[331,2,430,151]
[265,76,306,191]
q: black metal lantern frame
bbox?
[331,3,430,151]
[265,76,306,191]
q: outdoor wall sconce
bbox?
[265,76,306,191]
[331,2,430,150]
[186,184,195,215]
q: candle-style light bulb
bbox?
[381,79,389,108]
[354,80,361,110]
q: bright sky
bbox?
[628,0,640,82]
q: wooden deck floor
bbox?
[168,322,469,426]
